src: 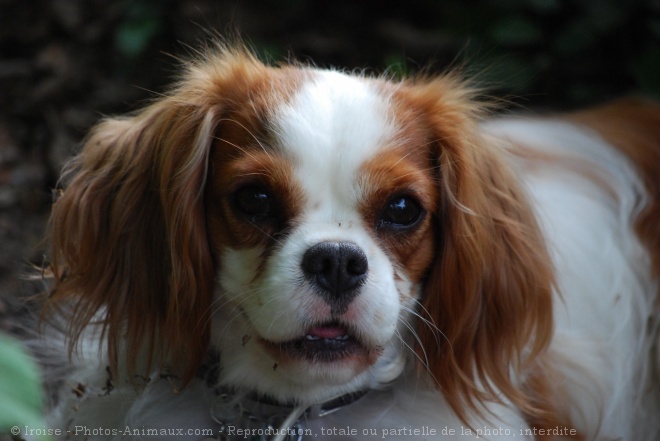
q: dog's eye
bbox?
[233,185,273,219]
[380,195,423,228]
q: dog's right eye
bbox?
[379,195,423,229]
[233,185,274,220]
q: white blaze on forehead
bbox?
[273,70,395,221]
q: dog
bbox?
[36,44,660,440]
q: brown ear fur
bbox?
[396,78,558,426]
[45,47,268,382]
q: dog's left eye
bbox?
[380,195,423,228]
[233,185,274,219]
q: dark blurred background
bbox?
[1,0,659,301]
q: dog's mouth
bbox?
[261,322,372,362]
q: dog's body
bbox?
[38,47,660,440]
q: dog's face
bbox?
[205,70,438,403]
[48,47,553,419]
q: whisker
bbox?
[385,139,437,173]
[205,285,270,337]
[405,300,452,351]
[396,316,430,371]
[214,117,273,156]
[246,219,283,245]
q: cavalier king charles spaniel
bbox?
[38,45,660,441]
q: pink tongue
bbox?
[308,326,346,339]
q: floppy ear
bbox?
[45,47,269,382]
[399,78,556,424]
[47,98,217,381]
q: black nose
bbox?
[301,242,368,314]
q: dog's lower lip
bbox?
[304,334,350,341]
[264,324,366,362]
[306,324,348,339]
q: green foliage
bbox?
[115,0,165,58]
[0,335,43,436]
[250,42,286,66]
[383,54,409,79]
[47,0,660,108]
[489,16,542,46]
[633,45,660,96]
[409,0,660,104]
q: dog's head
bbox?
[47,46,553,421]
